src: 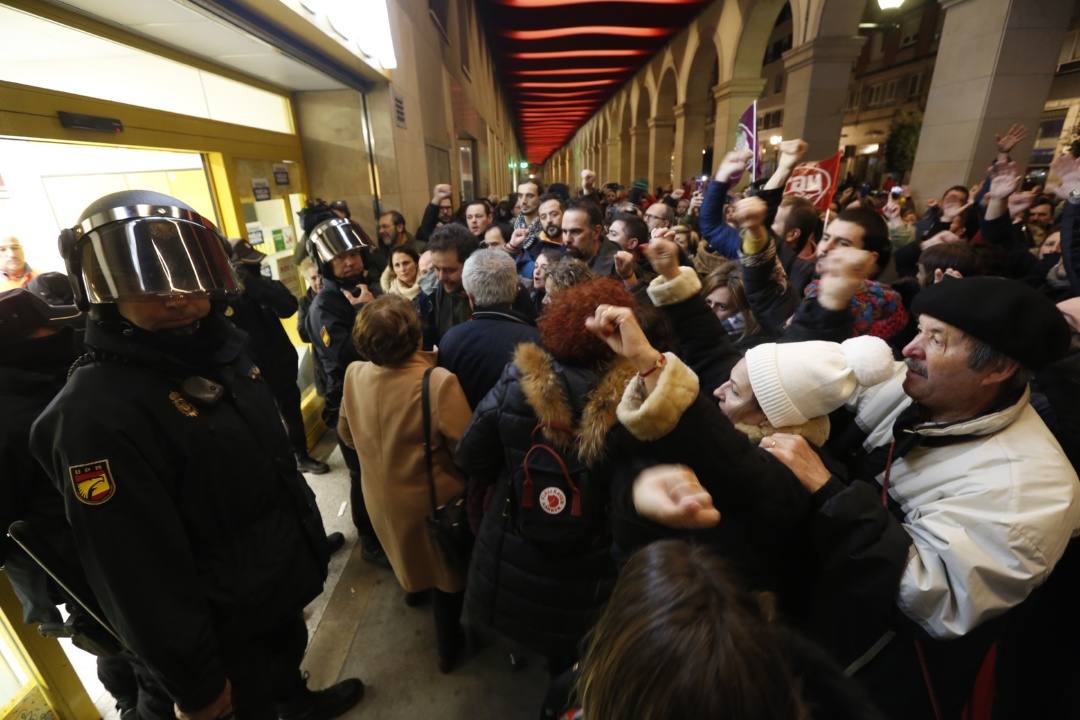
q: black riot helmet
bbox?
[58,190,239,311]
[306,216,371,281]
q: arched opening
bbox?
[681,38,719,182]
[652,67,678,191]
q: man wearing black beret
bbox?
[760,273,1079,717]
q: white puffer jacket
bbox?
[849,363,1080,639]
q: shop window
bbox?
[0,6,292,134]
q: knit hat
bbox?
[804,279,910,340]
[745,336,896,428]
[912,276,1070,371]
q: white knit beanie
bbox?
[745,336,895,428]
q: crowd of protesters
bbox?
[2,117,1080,720]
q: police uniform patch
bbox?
[169,391,199,418]
[320,326,331,347]
[69,460,116,505]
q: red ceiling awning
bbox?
[478,2,713,164]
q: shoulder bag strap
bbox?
[421,367,438,516]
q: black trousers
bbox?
[337,438,380,547]
[432,589,465,660]
[266,376,308,456]
[219,611,309,720]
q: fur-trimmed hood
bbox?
[513,342,637,466]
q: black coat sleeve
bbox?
[415,203,440,245]
[29,408,226,712]
[741,239,799,338]
[609,393,811,595]
[660,296,740,392]
[781,298,853,343]
[245,275,299,319]
[806,477,914,665]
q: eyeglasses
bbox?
[645,213,667,221]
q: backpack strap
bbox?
[421,367,437,516]
[522,422,583,516]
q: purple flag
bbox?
[734,100,758,181]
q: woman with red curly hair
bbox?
[456,277,638,674]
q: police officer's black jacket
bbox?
[30,313,329,712]
[305,277,362,422]
[227,267,299,387]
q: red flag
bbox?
[783,151,843,212]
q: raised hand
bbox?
[759,434,831,493]
[939,199,974,223]
[816,247,876,311]
[995,123,1028,155]
[631,464,721,530]
[987,162,1021,200]
[732,196,768,228]
[431,184,452,204]
[777,139,809,170]
[643,232,680,279]
[715,149,753,184]
[584,304,656,369]
[921,230,962,250]
[1049,153,1080,200]
[1007,190,1036,217]
[614,250,638,281]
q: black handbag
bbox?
[421,367,473,572]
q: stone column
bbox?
[711,78,767,170]
[630,126,649,182]
[780,35,865,159]
[675,101,709,183]
[908,0,1071,198]
[648,117,676,189]
[607,138,621,185]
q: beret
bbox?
[912,277,1070,371]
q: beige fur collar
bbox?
[513,343,636,466]
[734,415,831,447]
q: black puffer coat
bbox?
[456,342,635,663]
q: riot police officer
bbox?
[30,190,364,720]
[302,206,387,565]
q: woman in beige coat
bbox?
[338,294,471,672]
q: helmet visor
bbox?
[309,217,370,263]
[80,217,239,303]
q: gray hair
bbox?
[462,248,520,307]
[966,335,1031,400]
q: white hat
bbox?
[745,336,895,428]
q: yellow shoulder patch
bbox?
[169,391,199,418]
[69,460,116,506]
[320,326,331,347]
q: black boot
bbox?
[296,452,330,475]
[277,678,365,720]
[325,532,345,555]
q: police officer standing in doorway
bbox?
[30,190,364,720]
[302,203,387,566]
[224,238,330,475]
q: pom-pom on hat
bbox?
[912,276,1070,371]
[745,336,895,428]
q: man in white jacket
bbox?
[758,273,1078,716]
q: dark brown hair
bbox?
[352,294,421,366]
[577,540,806,720]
